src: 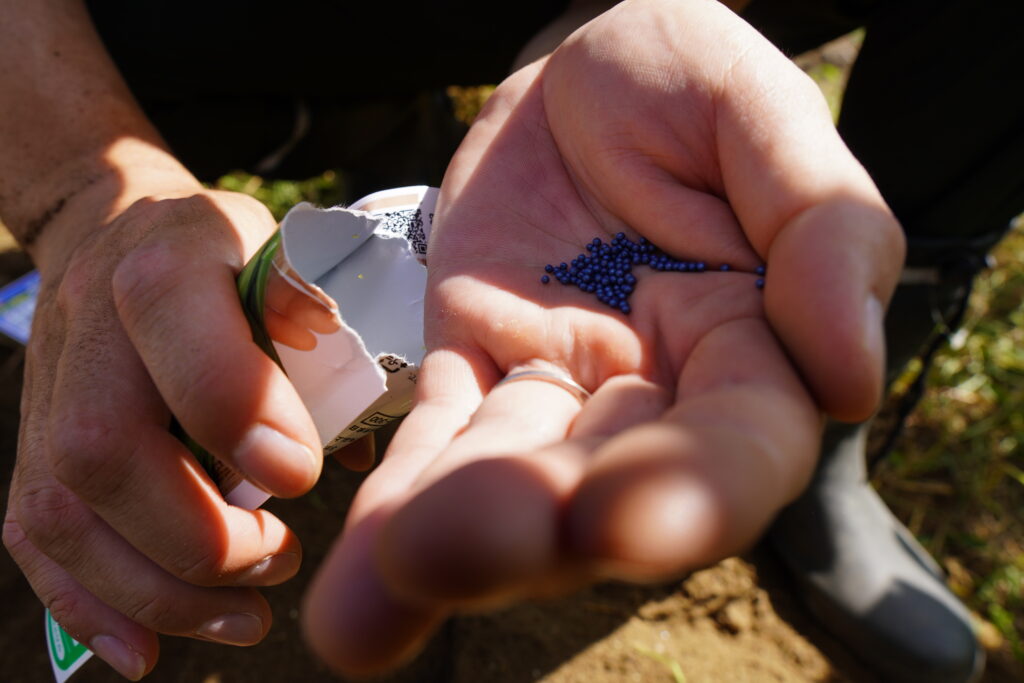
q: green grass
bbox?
[632,643,688,683]
[214,170,348,221]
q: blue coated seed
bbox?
[755,265,766,276]
[543,233,721,314]
[720,264,731,271]
[755,278,765,289]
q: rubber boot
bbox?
[769,260,991,683]
[770,421,984,682]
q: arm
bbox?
[0,0,195,266]
[1,2,323,678]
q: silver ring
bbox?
[495,370,592,404]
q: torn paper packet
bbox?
[265,185,436,456]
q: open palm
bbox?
[304,0,904,675]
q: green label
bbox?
[45,610,90,672]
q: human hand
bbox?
[3,184,325,679]
[302,0,904,676]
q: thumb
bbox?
[764,198,904,421]
[713,32,905,421]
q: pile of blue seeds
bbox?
[542,233,764,314]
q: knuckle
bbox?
[174,545,231,587]
[49,417,133,503]
[119,193,208,232]
[171,360,233,424]
[117,195,165,224]
[2,510,32,560]
[111,240,190,320]
[122,592,182,632]
[119,193,226,247]
[14,480,83,551]
[54,256,99,317]
[46,591,85,632]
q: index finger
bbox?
[111,195,322,498]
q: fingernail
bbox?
[90,635,146,681]
[233,424,317,494]
[236,552,300,586]
[195,613,264,646]
[863,295,885,368]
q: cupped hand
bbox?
[303,0,904,676]
[3,186,324,679]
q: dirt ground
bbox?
[0,242,1015,683]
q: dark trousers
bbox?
[744,0,1024,382]
[745,0,1024,246]
[85,1,568,190]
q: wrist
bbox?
[25,138,202,273]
